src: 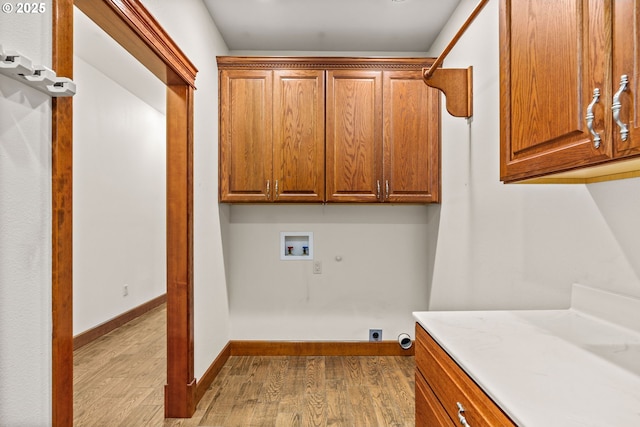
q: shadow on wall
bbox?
[425,204,441,308]
[587,177,640,295]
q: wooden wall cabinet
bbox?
[415,324,515,427]
[218,57,440,203]
[326,69,440,203]
[219,68,325,202]
[500,0,640,183]
[325,69,383,202]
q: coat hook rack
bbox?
[0,44,76,97]
[422,0,489,118]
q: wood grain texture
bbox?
[195,342,232,404]
[230,340,415,357]
[500,0,640,184]
[326,69,383,202]
[217,56,435,70]
[422,67,472,119]
[219,69,273,202]
[219,68,326,203]
[74,294,167,350]
[326,67,441,203]
[384,70,441,203]
[219,68,325,203]
[612,0,640,158]
[74,304,167,426]
[62,0,199,419]
[273,69,325,202]
[52,1,74,424]
[218,57,441,204]
[74,306,416,426]
[74,0,197,86]
[165,84,196,418]
[193,355,415,427]
[500,0,614,182]
[415,324,515,426]
[415,371,455,426]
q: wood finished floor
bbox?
[74,304,416,426]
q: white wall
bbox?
[72,44,167,333]
[426,0,640,311]
[0,2,53,425]
[228,205,431,341]
[139,0,231,379]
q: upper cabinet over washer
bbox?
[500,0,640,183]
[326,69,440,203]
[217,57,441,203]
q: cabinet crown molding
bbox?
[217,56,436,70]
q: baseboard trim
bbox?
[195,342,232,403]
[73,294,167,350]
[229,340,415,356]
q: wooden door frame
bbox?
[52,0,198,424]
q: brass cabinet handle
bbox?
[385,180,390,199]
[586,88,602,148]
[376,180,381,199]
[612,74,629,142]
[275,179,279,200]
[266,180,270,200]
[457,402,471,427]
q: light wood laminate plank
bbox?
[74,305,415,426]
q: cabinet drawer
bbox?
[415,370,455,426]
[415,324,515,426]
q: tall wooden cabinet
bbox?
[218,57,440,203]
[219,67,324,202]
[500,0,640,183]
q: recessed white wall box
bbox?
[280,232,313,261]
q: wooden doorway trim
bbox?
[52,0,198,424]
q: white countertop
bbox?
[413,284,640,427]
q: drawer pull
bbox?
[266,180,271,200]
[457,402,471,427]
[612,74,629,141]
[585,88,601,148]
[376,180,381,199]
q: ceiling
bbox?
[203,0,462,53]
[73,0,463,115]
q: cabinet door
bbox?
[500,0,612,182]
[383,71,440,203]
[326,70,383,202]
[273,70,325,202]
[612,0,640,157]
[219,70,273,202]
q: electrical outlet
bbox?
[123,284,129,297]
[369,329,382,342]
[313,260,322,274]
